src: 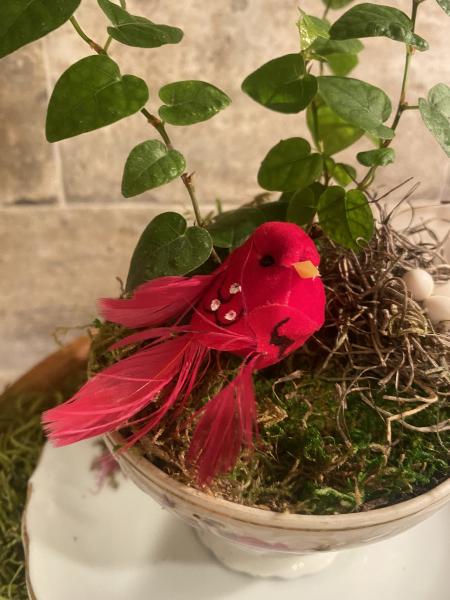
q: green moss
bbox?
[0,375,84,599]
[139,363,448,515]
[217,374,449,514]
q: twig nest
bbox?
[402,268,434,301]
[423,295,450,325]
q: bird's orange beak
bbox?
[293,260,320,279]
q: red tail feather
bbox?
[99,275,214,329]
[187,362,257,484]
[43,334,207,447]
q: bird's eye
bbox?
[260,254,275,267]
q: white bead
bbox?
[402,269,434,301]
[423,295,450,325]
[229,283,241,294]
[210,299,221,311]
[224,310,237,321]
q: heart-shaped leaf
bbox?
[419,84,450,157]
[46,55,149,142]
[0,0,81,59]
[285,182,325,226]
[311,38,363,76]
[158,80,231,125]
[357,147,395,166]
[242,54,317,114]
[126,212,213,291]
[436,0,450,16]
[298,11,329,50]
[318,186,374,250]
[306,101,363,155]
[329,3,428,51]
[208,201,288,249]
[318,76,394,139]
[98,0,183,48]
[122,140,186,197]
[258,138,323,192]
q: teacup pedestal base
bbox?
[197,529,338,579]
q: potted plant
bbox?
[2,0,449,578]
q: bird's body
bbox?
[43,222,326,483]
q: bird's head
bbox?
[248,221,321,280]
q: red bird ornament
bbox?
[43,222,326,483]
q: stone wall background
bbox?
[1,0,449,386]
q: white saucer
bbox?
[24,440,449,600]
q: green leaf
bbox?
[436,0,450,17]
[0,0,81,59]
[329,3,428,51]
[318,76,394,139]
[242,54,317,114]
[285,183,325,226]
[98,0,183,48]
[207,201,287,249]
[298,11,329,50]
[321,0,354,8]
[332,163,357,186]
[258,138,323,192]
[122,140,186,198]
[318,187,374,250]
[326,53,358,76]
[311,38,363,77]
[306,102,363,155]
[158,80,231,125]
[312,38,364,57]
[357,147,395,166]
[46,55,148,142]
[126,212,213,291]
[419,84,450,157]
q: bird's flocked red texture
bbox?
[43,222,326,484]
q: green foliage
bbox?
[307,101,364,155]
[242,54,317,114]
[207,201,288,249]
[158,80,231,125]
[126,212,213,291]
[0,0,80,59]
[98,0,183,48]
[329,3,429,51]
[357,147,395,166]
[311,38,364,77]
[317,186,374,250]
[284,183,325,226]
[318,76,394,139]
[122,140,186,197]
[328,161,357,186]
[258,138,323,192]
[419,83,450,157]
[436,0,450,16]
[321,0,355,8]
[46,55,148,142]
[1,0,448,279]
[297,11,329,50]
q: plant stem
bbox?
[69,14,220,261]
[322,0,332,19]
[310,98,322,153]
[69,16,106,54]
[104,35,113,52]
[358,0,422,191]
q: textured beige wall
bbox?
[1,0,449,385]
